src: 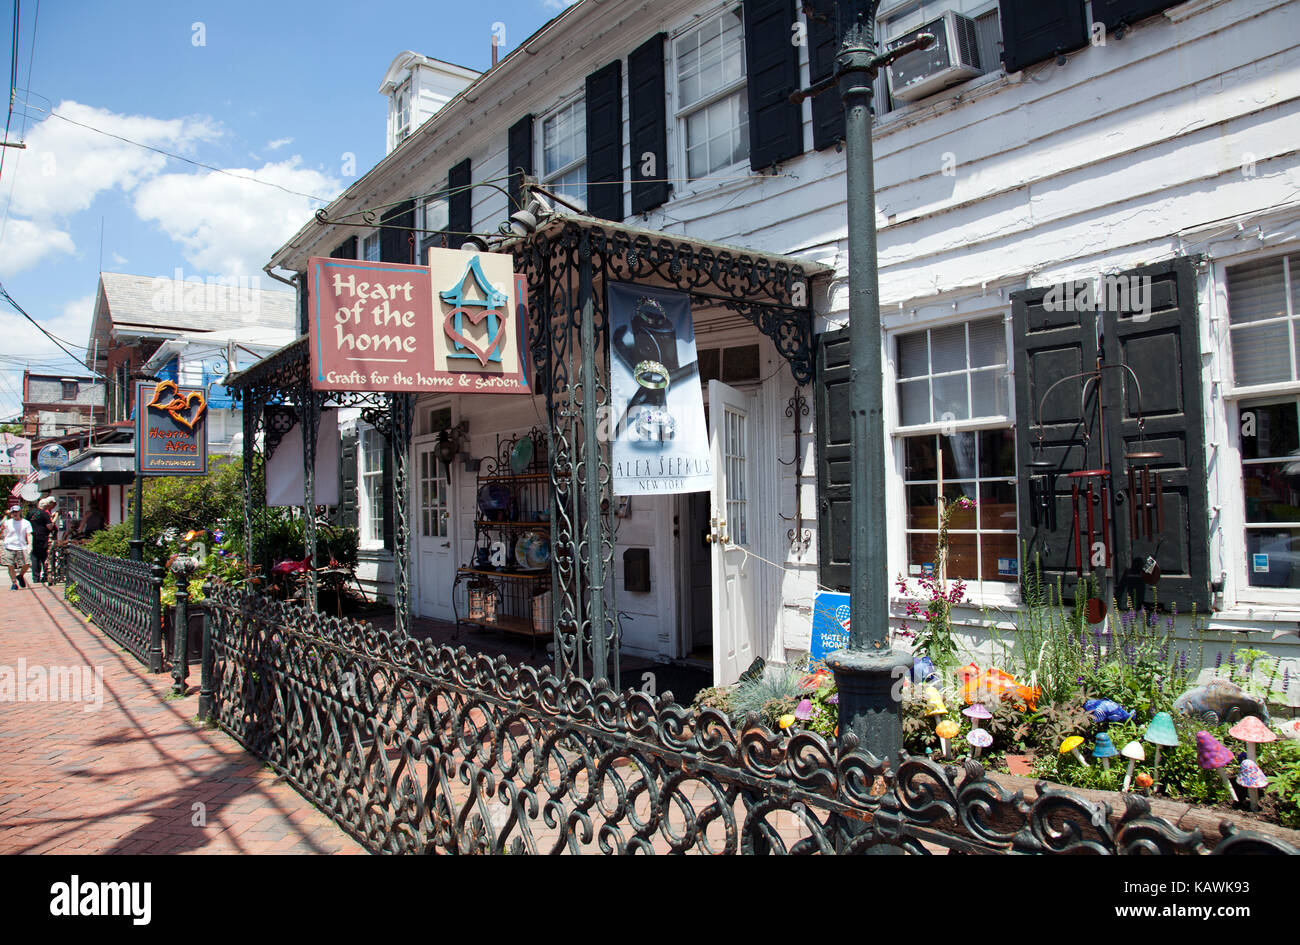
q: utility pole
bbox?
[792,2,934,774]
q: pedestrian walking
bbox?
[28,497,56,584]
[3,504,33,590]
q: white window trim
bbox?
[886,309,1020,606]
[1214,245,1300,608]
[538,90,588,207]
[362,233,381,262]
[358,424,385,551]
[669,2,751,195]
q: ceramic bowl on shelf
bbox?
[509,435,535,474]
[477,482,513,522]
[514,530,550,570]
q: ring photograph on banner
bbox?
[608,282,710,496]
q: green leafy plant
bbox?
[729,660,807,728]
[1262,736,1300,828]
[63,581,79,604]
[1016,694,1094,755]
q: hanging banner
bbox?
[264,408,341,507]
[308,250,530,394]
[609,282,710,496]
[0,432,31,476]
[135,380,208,476]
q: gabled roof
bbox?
[87,272,297,365]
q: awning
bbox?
[36,444,137,490]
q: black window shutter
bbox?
[815,328,851,591]
[999,0,1089,74]
[1099,257,1210,613]
[1012,280,1098,603]
[628,34,669,215]
[329,236,357,259]
[337,430,358,530]
[507,114,534,211]
[381,438,394,550]
[804,0,844,152]
[585,60,624,221]
[1090,0,1179,31]
[296,271,310,337]
[379,199,415,264]
[447,159,472,244]
[744,0,804,171]
[1012,259,1210,613]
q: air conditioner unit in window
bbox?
[886,10,983,103]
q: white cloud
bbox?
[541,0,579,10]
[11,101,221,220]
[0,291,98,418]
[0,218,76,275]
[267,137,293,150]
[133,158,342,277]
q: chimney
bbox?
[491,33,500,68]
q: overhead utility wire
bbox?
[0,0,20,183]
[0,283,100,376]
[16,97,330,201]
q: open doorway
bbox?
[679,490,713,664]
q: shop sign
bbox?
[37,444,70,473]
[0,433,31,476]
[609,282,710,496]
[308,249,530,394]
[135,380,208,476]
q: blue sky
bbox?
[0,0,576,419]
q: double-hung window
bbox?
[416,194,449,250]
[895,317,1017,585]
[1226,253,1300,590]
[674,7,748,180]
[362,233,381,262]
[542,98,586,211]
[359,427,385,547]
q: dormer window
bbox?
[394,84,412,143]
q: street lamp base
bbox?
[824,645,911,762]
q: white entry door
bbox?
[415,444,455,621]
[708,379,758,686]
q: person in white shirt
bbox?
[2,504,33,590]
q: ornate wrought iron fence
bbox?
[65,546,164,670]
[45,541,68,584]
[205,582,1296,855]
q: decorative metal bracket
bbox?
[779,390,812,557]
[264,405,297,461]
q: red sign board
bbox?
[308,251,530,394]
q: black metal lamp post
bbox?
[793,4,934,767]
[169,551,200,696]
[129,473,144,562]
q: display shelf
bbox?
[459,614,547,637]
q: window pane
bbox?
[898,378,929,425]
[979,480,1018,530]
[1246,529,1300,588]
[930,324,967,374]
[968,318,1006,367]
[942,432,977,480]
[932,374,969,421]
[906,484,938,529]
[1226,257,1287,325]
[897,331,928,379]
[1240,401,1299,460]
[978,428,1016,477]
[1231,322,1293,386]
[904,435,936,481]
[980,532,1019,582]
[1243,462,1300,524]
[970,369,1008,419]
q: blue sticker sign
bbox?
[998,557,1018,577]
[1253,553,1269,573]
[811,591,851,664]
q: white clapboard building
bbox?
[264,0,1300,689]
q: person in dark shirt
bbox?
[77,505,105,538]
[28,497,55,583]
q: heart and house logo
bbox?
[145,380,207,430]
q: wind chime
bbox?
[1031,338,1163,622]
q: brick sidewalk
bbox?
[0,585,365,854]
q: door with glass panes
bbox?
[708,379,758,686]
[415,443,455,621]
